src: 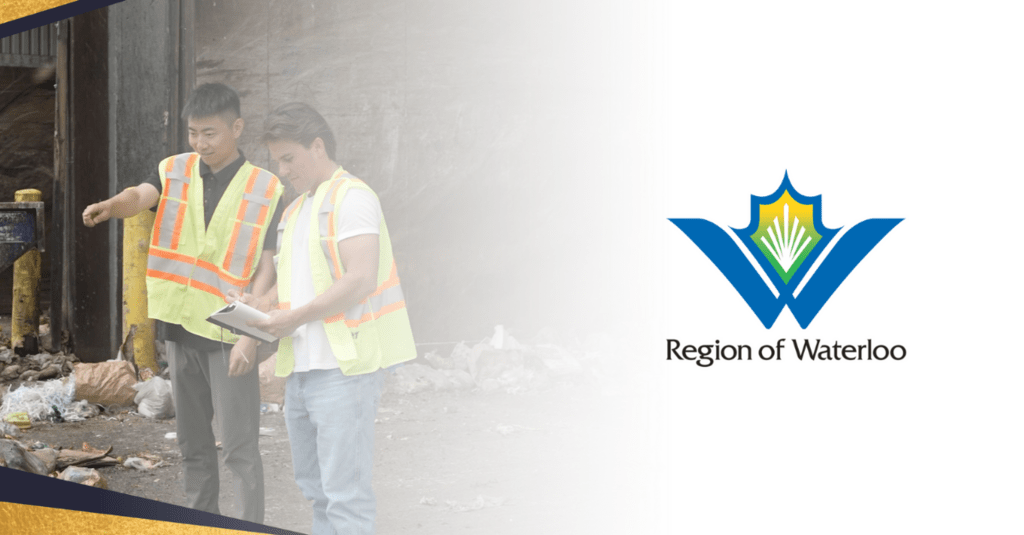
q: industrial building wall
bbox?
[192,0,646,345]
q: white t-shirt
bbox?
[277,187,381,372]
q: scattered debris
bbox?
[56,444,118,469]
[132,376,174,419]
[58,466,108,489]
[73,361,138,408]
[62,400,100,422]
[445,495,505,512]
[164,432,177,440]
[4,412,31,430]
[260,402,281,414]
[30,447,58,474]
[124,456,165,471]
[1,421,21,437]
[259,427,275,436]
[0,350,78,383]
[1,376,75,422]
[0,438,49,475]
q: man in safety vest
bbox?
[82,83,283,523]
[231,102,416,535]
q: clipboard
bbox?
[206,301,278,343]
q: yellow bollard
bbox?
[123,202,157,374]
[12,189,42,355]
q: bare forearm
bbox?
[292,272,376,326]
[105,188,152,218]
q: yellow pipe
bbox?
[122,197,157,374]
[12,189,42,355]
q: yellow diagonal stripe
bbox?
[0,0,76,25]
[0,502,264,534]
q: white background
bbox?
[639,1,1024,533]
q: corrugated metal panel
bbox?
[0,24,57,67]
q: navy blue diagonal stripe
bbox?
[0,466,303,534]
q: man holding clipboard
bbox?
[229,102,416,535]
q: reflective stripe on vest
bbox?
[324,261,405,328]
[152,153,199,250]
[224,167,278,276]
[309,173,408,327]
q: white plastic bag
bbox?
[132,377,174,419]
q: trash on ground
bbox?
[124,456,165,471]
[0,351,78,383]
[1,421,21,437]
[30,447,58,474]
[260,402,280,414]
[0,438,50,475]
[56,446,118,469]
[1,376,75,422]
[164,432,177,440]
[259,427,274,436]
[445,495,505,512]
[3,412,31,430]
[74,361,138,408]
[62,400,100,422]
[132,376,174,419]
[58,466,108,489]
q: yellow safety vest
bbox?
[146,152,283,343]
[275,168,416,376]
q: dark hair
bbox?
[262,102,337,161]
[181,83,241,121]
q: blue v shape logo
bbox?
[669,218,901,328]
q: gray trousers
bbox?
[167,340,264,523]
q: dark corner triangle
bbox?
[0,0,127,40]
[0,466,304,535]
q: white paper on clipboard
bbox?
[206,301,278,343]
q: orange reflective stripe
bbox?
[243,223,260,277]
[258,176,278,226]
[146,269,189,286]
[148,248,250,288]
[184,154,199,178]
[147,247,195,265]
[332,300,406,328]
[152,198,168,247]
[370,261,400,297]
[224,170,260,272]
[169,182,189,250]
[188,278,225,300]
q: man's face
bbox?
[187,114,243,172]
[267,139,319,195]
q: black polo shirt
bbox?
[145,152,284,352]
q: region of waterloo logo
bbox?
[670,173,901,328]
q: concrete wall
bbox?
[192,0,646,345]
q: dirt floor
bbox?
[8,373,636,534]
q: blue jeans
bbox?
[285,368,383,535]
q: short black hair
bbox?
[181,83,241,121]
[262,102,337,161]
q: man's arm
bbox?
[253,234,379,339]
[82,183,160,227]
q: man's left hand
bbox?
[228,336,258,377]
